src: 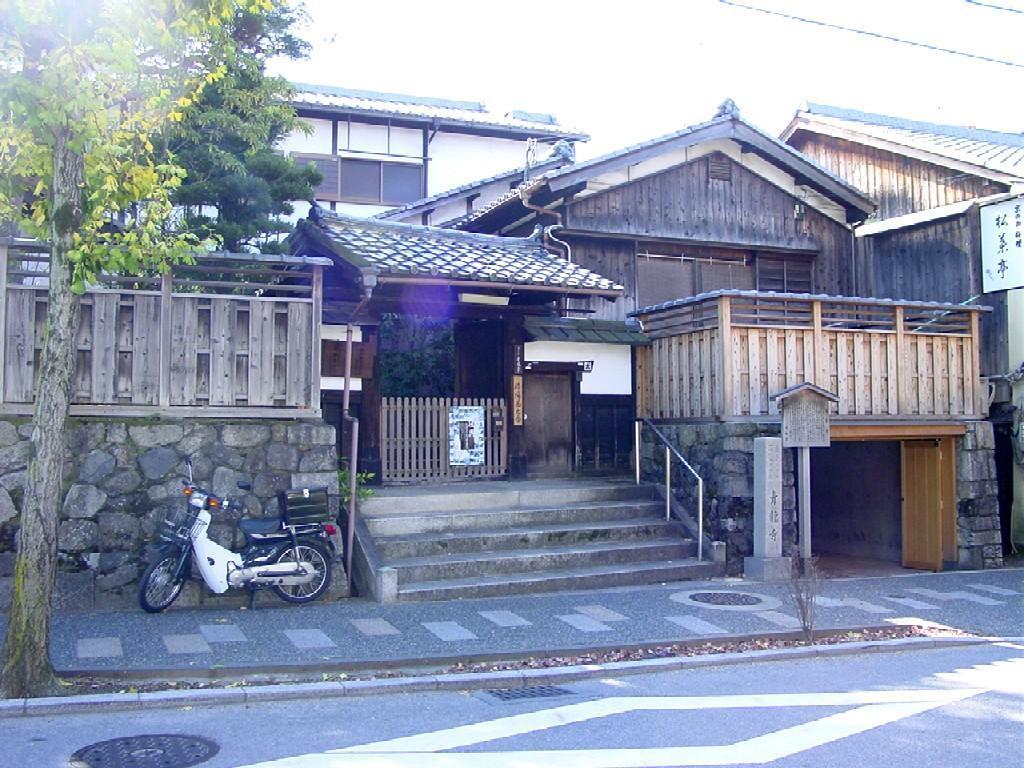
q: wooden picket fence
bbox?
[380,397,507,484]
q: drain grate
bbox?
[70,735,219,768]
[689,591,764,606]
[485,685,574,702]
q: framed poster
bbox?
[449,405,485,466]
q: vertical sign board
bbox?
[449,405,486,466]
[980,196,1024,293]
[753,437,783,559]
[511,375,524,426]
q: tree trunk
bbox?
[0,127,83,698]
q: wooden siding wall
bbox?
[564,239,637,321]
[1,252,323,417]
[380,397,507,483]
[790,133,1006,219]
[856,213,1009,377]
[635,295,985,421]
[564,153,854,309]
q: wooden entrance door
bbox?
[523,372,574,477]
[901,439,955,571]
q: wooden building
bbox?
[783,103,1022,561]
[456,102,1000,573]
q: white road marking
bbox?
[966,584,1019,596]
[755,611,802,629]
[557,614,612,633]
[231,687,985,768]
[284,629,336,649]
[664,615,728,635]
[905,587,1003,606]
[423,622,478,642]
[350,618,401,637]
[478,611,531,628]
[815,596,893,614]
[200,624,248,643]
[76,637,123,659]
[575,605,629,622]
[882,596,939,610]
[162,633,211,654]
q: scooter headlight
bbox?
[189,492,208,509]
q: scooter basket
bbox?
[278,487,330,527]
[161,505,200,543]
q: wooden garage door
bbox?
[901,439,955,571]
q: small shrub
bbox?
[787,556,820,643]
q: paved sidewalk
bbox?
[10,568,1023,677]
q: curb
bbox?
[1,634,994,718]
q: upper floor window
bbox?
[292,153,424,205]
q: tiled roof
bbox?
[787,104,1024,179]
[524,316,648,345]
[308,207,622,294]
[290,83,588,140]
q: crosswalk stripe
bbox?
[756,611,802,629]
[199,624,248,643]
[284,628,336,649]
[76,637,123,659]
[906,587,1003,606]
[882,596,939,610]
[815,597,892,614]
[350,618,401,637]
[557,614,613,632]
[478,610,531,628]
[575,605,629,623]
[966,584,1019,596]
[665,615,728,635]
[162,633,212,654]
[423,621,478,641]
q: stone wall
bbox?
[956,421,1004,569]
[640,423,797,574]
[0,416,341,610]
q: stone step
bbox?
[397,558,723,601]
[360,481,655,517]
[365,499,665,537]
[388,538,696,583]
[374,518,686,559]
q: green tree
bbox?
[0,0,275,699]
[166,4,321,253]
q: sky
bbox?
[271,0,1024,158]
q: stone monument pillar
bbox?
[744,436,792,581]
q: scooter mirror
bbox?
[186,458,194,483]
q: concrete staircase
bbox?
[355,480,722,602]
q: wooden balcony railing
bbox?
[634,291,988,421]
[0,242,331,418]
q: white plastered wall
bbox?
[428,132,531,195]
[524,341,632,395]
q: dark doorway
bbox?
[577,395,633,475]
[523,372,574,477]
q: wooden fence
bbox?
[635,291,987,421]
[380,397,507,484]
[0,243,330,417]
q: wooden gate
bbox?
[901,438,956,571]
[380,397,507,484]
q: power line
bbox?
[965,0,1024,15]
[718,0,1024,69]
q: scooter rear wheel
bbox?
[139,553,185,613]
[271,541,332,604]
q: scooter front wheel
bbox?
[272,541,332,604]
[139,552,185,613]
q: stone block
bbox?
[0,486,17,525]
[221,423,271,448]
[267,443,300,471]
[291,471,340,495]
[138,446,180,480]
[712,451,748,475]
[102,470,143,494]
[254,472,291,498]
[744,555,792,581]
[97,512,140,550]
[78,450,116,483]
[17,423,33,439]
[0,441,31,473]
[299,446,337,472]
[716,474,752,499]
[0,421,19,448]
[212,466,250,499]
[203,442,244,471]
[1,470,25,492]
[0,552,15,576]
[53,571,95,611]
[59,519,98,552]
[105,422,127,444]
[128,423,183,448]
[970,529,1002,546]
[972,422,995,450]
[721,436,754,453]
[63,484,107,520]
[287,423,336,447]
[177,425,216,456]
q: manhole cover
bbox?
[485,685,574,701]
[70,735,219,768]
[690,591,764,606]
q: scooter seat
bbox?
[238,517,283,536]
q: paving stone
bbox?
[575,604,629,622]
[422,621,478,641]
[77,637,123,659]
[478,610,532,628]
[665,615,728,635]
[350,618,401,637]
[755,610,801,629]
[284,628,336,649]
[162,634,212,654]
[883,596,939,610]
[199,624,248,643]
[966,584,1019,596]
[556,614,612,633]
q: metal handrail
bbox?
[634,418,705,562]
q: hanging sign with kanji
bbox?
[980,196,1024,293]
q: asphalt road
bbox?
[11,641,1023,767]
